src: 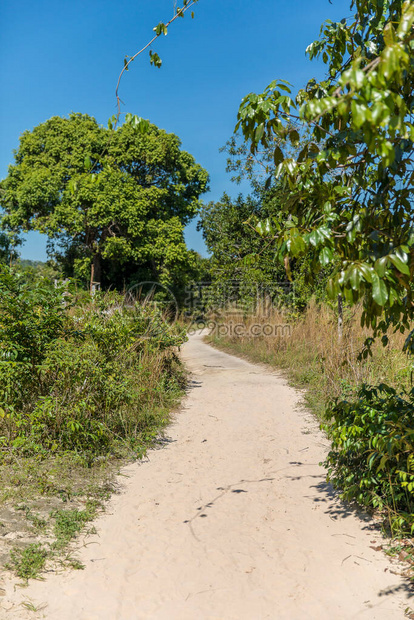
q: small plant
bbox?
[65,557,85,571]
[51,505,97,549]
[6,543,48,581]
[21,599,47,612]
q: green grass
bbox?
[6,544,48,581]
[52,504,97,550]
[5,502,101,581]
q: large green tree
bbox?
[236,0,414,346]
[0,113,209,289]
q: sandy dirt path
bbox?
[2,332,413,619]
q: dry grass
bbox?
[207,302,412,417]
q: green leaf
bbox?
[255,218,274,236]
[289,129,300,144]
[351,101,367,128]
[255,125,264,142]
[264,175,272,191]
[358,263,373,283]
[395,246,408,263]
[389,253,410,275]
[319,246,333,266]
[397,3,414,39]
[149,51,162,68]
[347,265,362,291]
[289,235,306,256]
[383,22,396,46]
[326,277,339,299]
[273,146,284,165]
[153,22,168,36]
[374,256,388,278]
[372,275,388,306]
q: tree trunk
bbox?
[90,253,101,292]
[150,258,159,280]
[338,293,343,341]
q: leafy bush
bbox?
[0,267,186,460]
[323,384,414,535]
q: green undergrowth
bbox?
[5,500,100,581]
[0,267,187,580]
[322,385,414,535]
[7,544,48,581]
[0,268,186,459]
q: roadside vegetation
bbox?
[208,304,410,416]
[0,266,186,580]
[0,109,206,581]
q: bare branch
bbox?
[115,1,199,123]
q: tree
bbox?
[0,113,209,289]
[199,192,285,284]
[235,0,414,348]
[0,231,21,266]
[198,131,333,310]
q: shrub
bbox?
[323,384,414,535]
[0,267,186,460]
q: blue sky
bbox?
[0,0,351,260]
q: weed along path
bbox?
[2,332,412,619]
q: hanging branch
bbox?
[115,0,200,123]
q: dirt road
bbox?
[2,332,412,619]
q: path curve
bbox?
[2,332,412,619]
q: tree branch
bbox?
[115,1,199,122]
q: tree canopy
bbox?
[0,113,209,289]
[235,0,414,347]
[199,191,284,284]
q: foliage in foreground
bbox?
[0,267,186,461]
[236,0,414,347]
[323,384,414,535]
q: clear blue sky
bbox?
[0,0,351,260]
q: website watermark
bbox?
[187,319,292,338]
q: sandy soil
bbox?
[1,332,413,619]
